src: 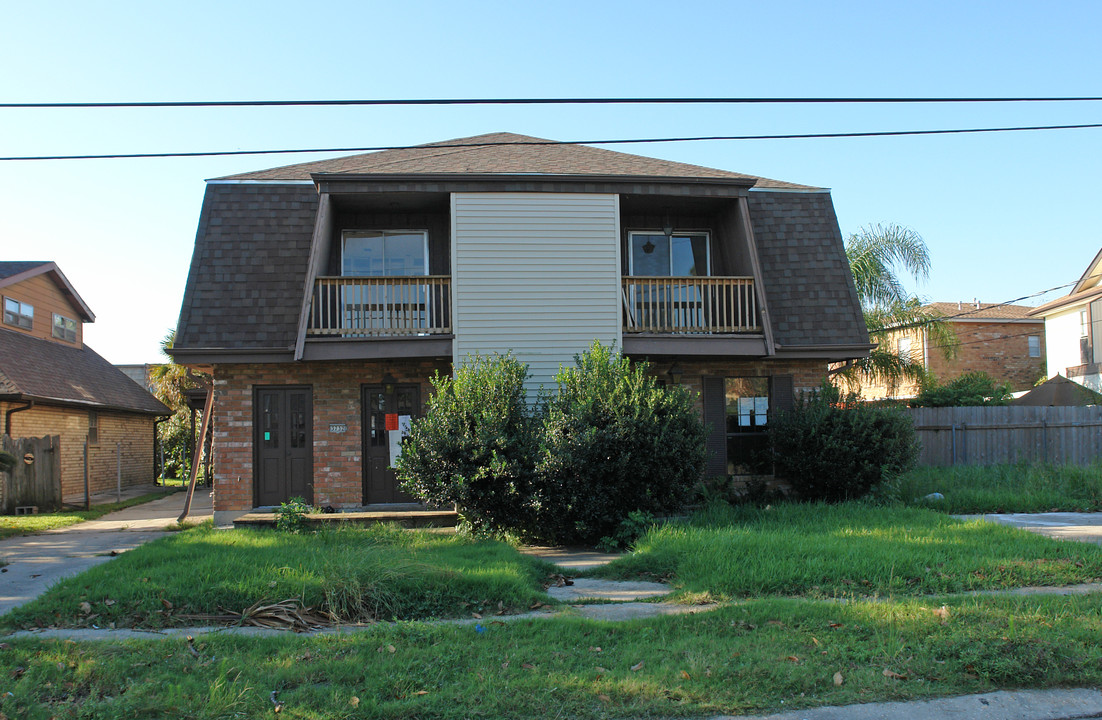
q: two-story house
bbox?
[1029,248,1102,391]
[0,261,169,502]
[169,133,871,525]
[856,301,1046,400]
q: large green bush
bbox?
[770,385,919,502]
[536,343,706,544]
[396,344,706,544]
[395,354,541,536]
[910,371,1012,407]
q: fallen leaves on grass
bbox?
[833,671,844,686]
[934,605,950,624]
[630,661,645,672]
[883,668,907,680]
[229,598,332,632]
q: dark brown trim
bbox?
[622,335,768,357]
[736,196,775,355]
[300,336,453,361]
[168,348,296,364]
[315,176,755,198]
[0,392,167,417]
[772,343,875,361]
[294,192,332,360]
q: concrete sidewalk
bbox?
[0,488,213,616]
[715,688,1102,720]
[960,512,1102,546]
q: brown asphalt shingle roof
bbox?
[221,132,819,190]
[0,328,169,414]
[925,302,1041,321]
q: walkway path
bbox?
[0,488,212,616]
[959,511,1102,545]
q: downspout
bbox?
[922,327,929,371]
[4,399,33,436]
[153,415,169,484]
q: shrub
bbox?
[275,497,311,533]
[395,354,541,536]
[536,342,707,544]
[910,371,1012,407]
[770,384,919,502]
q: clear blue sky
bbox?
[2,0,1099,363]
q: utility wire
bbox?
[4,96,1102,109]
[5,123,1102,162]
[877,281,1076,334]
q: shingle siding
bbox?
[749,191,868,348]
[174,184,318,351]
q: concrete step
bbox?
[232,509,457,530]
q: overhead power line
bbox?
[4,123,1102,162]
[3,95,1102,109]
[879,281,1076,335]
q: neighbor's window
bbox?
[1092,299,1102,365]
[3,297,33,330]
[53,313,78,342]
[88,411,99,446]
[629,231,710,277]
[342,230,428,277]
[1028,335,1041,358]
[725,377,770,475]
[897,336,913,361]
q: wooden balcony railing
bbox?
[622,276,759,333]
[308,276,451,337]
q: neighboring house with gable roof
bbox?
[0,261,170,501]
[1029,248,1102,392]
[854,301,1046,400]
[169,132,872,525]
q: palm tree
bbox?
[835,223,958,393]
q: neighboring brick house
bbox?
[1029,248,1102,392]
[855,301,1046,400]
[169,133,872,525]
[0,262,170,501]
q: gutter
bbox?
[4,399,33,436]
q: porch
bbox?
[305,275,761,337]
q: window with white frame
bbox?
[53,313,78,342]
[897,336,913,361]
[341,230,428,277]
[3,297,33,330]
[1028,335,1041,358]
[628,231,710,277]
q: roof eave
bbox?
[309,171,761,188]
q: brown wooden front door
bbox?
[255,386,313,506]
[362,384,419,504]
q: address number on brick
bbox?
[329,423,347,433]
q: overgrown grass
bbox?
[595,502,1102,598]
[0,490,179,540]
[891,463,1102,513]
[0,524,560,629]
[4,594,1102,719]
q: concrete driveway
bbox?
[0,489,213,617]
[960,512,1102,545]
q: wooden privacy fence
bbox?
[0,434,62,513]
[906,406,1102,467]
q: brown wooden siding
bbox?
[1,275,84,347]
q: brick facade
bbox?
[0,402,156,499]
[210,359,450,514]
[858,320,1045,400]
[208,356,827,519]
[640,356,829,414]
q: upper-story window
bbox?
[628,231,710,277]
[3,297,33,330]
[1028,335,1041,358]
[53,313,78,342]
[342,230,428,277]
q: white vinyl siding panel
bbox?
[452,193,622,392]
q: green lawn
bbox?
[891,463,1102,513]
[593,502,1102,598]
[3,594,1102,719]
[0,490,179,540]
[5,499,1102,717]
[1,524,560,630]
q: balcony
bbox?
[307,276,451,337]
[622,276,760,334]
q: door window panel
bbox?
[262,393,280,449]
[368,390,386,446]
[290,393,307,449]
[725,377,770,474]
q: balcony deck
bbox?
[306,275,760,338]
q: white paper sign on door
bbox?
[388,415,414,468]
